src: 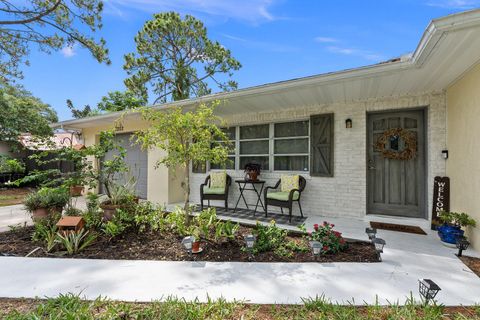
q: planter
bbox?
[437,224,464,244]
[100,203,122,221]
[31,208,50,221]
[69,185,84,197]
[192,241,201,253]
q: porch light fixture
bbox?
[456,238,470,257]
[418,279,441,304]
[441,150,448,159]
[244,234,256,261]
[345,118,353,129]
[372,238,386,261]
[311,241,322,260]
[365,227,377,240]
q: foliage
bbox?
[101,220,126,240]
[32,223,58,252]
[103,174,137,206]
[308,222,348,255]
[438,211,477,228]
[56,229,97,255]
[124,12,241,103]
[215,220,239,242]
[82,193,103,229]
[97,90,146,113]
[2,293,465,320]
[66,99,99,119]
[134,102,230,223]
[0,0,109,82]
[0,84,57,146]
[64,207,82,216]
[23,187,69,212]
[134,202,166,233]
[253,220,289,255]
[0,156,25,173]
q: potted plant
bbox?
[244,163,261,181]
[437,211,476,245]
[24,187,69,221]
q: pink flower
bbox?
[330,224,335,228]
[313,224,319,231]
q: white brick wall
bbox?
[190,91,446,221]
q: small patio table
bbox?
[233,180,266,214]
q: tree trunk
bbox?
[183,162,192,225]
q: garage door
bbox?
[101,133,148,199]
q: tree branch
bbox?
[0,0,62,25]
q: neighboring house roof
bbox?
[55,9,480,129]
[19,132,84,151]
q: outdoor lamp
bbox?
[418,279,441,304]
[365,227,377,240]
[245,234,256,249]
[441,150,449,159]
[345,118,352,128]
[372,238,386,261]
[456,238,470,257]
[311,241,322,260]
[181,236,195,253]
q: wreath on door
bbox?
[374,128,417,160]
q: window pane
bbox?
[240,140,269,154]
[240,124,269,139]
[240,156,269,171]
[211,157,235,170]
[274,138,308,154]
[192,161,206,173]
[274,156,309,171]
[221,127,236,140]
[274,121,308,137]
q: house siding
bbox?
[190,91,447,220]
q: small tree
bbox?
[134,101,230,224]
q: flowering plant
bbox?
[308,221,347,254]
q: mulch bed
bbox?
[370,221,427,235]
[460,255,480,277]
[0,226,379,263]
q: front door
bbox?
[367,109,426,218]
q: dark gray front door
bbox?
[367,110,426,218]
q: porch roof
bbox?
[55,9,480,129]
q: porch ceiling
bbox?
[55,9,480,129]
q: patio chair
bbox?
[264,175,306,223]
[200,172,232,211]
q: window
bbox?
[239,124,269,170]
[273,121,309,171]
[210,127,236,170]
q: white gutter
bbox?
[53,8,480,129]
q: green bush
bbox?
[32,223,58,253]
[23,187,69,212]
[0,156,25,173]
[309,221,348,255]
[56,229,97,255]
[438,211,476,228]
[253,220,288,255]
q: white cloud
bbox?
[103,0,278,23]
[314,36,338,43]
[425,0,480,9]
[61,45,77,58]
[326,46,384,62]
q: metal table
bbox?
[233,179,266,214]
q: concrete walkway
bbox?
[1,201,480,305]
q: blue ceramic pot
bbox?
[437,224,464,244]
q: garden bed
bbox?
[460,256,480,278]
[0,225,378,263]
[0,187,34,207]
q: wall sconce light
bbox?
[114,121,124,132]
[345,118,352,129]
[441,150,448,159]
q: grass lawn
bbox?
[0,188,33,207]
[0,294,479,319]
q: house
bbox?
[55,9,480,250]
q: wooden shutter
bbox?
[310,113,334,177]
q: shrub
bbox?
[32,223,58,253]
[0,156,25,173]
[24,187,69,212]
[101,220,126,239]
[309,221,348,255]
[215,220,239,241]
[253,220,288,255]
[438,211,476,228]
[56,229,97,255]
[134,202,166,233]
[82,193,103,229]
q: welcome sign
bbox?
[431,176,450,230]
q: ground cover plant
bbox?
[0,293,479,320]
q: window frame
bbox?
[197,119,310,174]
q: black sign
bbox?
[431,176,450,230]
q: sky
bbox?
[19,0,480,121]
